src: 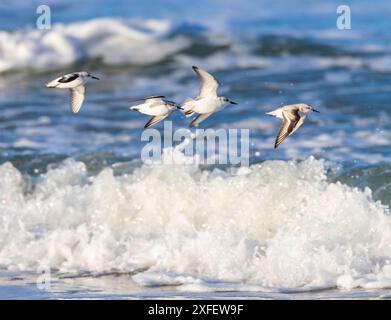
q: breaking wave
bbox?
[1,149,391,291]
[0,17,382,74]
[0,18,192,73]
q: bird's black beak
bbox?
[312,108,320,113]
[229,100,238,105]
[91,76,100,80]
[176,105,184,110]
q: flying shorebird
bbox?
[129,96,183,128]
[266,103,320,149]
[181,66,237,127]
[46,71,99,114]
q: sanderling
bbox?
[181,66,237,127]
[46,71,99,114]
[129,96,182,128]
[267,103,320,148]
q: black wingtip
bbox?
[146,95,165,99]
[129,96,165,103]
[192,66,198,71]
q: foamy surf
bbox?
[1,16,387,75]
[0,149,390,291]
[0,18,190,73]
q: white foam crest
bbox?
[0,151,390,290]
[0,18,190,73]
[367,55,391,73]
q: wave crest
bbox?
[0,18,191,73]
[0,152,391,290]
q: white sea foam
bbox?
[0,16,377,75]
[0,150,391,291]
[0,18,190,73]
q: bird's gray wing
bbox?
[129,97,167,111]
[69,85,85,114]
[192,66,219,98]
[290,114,307,136]
[129,96,165,103]
[148,98,168,108]
[144,114,169,128]
[274,110,300,148]
[189,112,213,127]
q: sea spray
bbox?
[0,151,390,290]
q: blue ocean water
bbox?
[1,0,391,299]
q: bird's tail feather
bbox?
[46,80,58,88]
[266,111,277,117]
[181,98,196,117]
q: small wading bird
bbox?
[46,71,99,114]
[181,66,237,127]
[267,103,320,148]
[129,96,183,128]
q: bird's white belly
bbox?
[193,97,220,113]
[139,103,168,116]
